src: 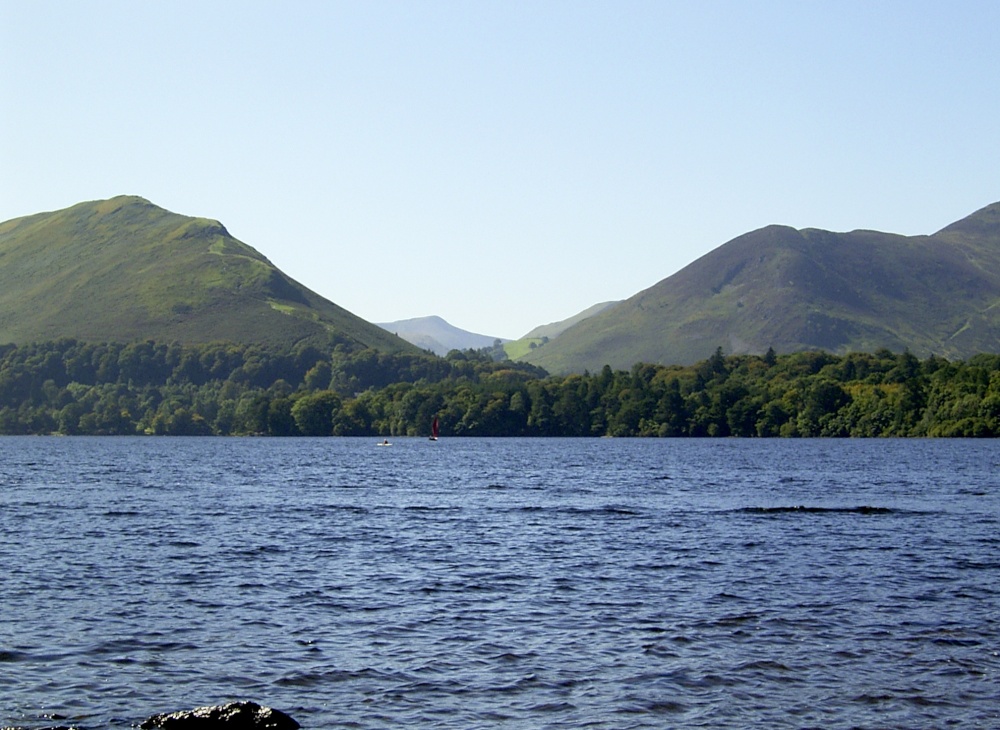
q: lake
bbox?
[1,437,998,729]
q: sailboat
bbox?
[429,416,439,441]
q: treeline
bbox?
[0,339,998,437]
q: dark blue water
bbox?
[1,437,998,729]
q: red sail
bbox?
[431,417,439,439]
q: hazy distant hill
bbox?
[521,202,1000,374]
[0,196,415,352]
[377,315,507,356]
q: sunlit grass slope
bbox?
[0,196,416,351]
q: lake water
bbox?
[1,437,998,729]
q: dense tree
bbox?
[0,340,998,437]
[291,391,340,436]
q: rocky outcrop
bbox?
[139,702,299,729]
[2,702,299,730]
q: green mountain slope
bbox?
[0,196,415,351]
[521,202,1000,374]
[503,301,620,360]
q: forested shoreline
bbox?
[0,339,998,437]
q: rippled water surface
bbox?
[1,437,998,729]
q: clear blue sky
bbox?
[3,1,998,340]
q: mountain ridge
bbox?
[520,201,1000,373]
[5,196,999,374]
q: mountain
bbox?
[520,202,1000,374]
[377,315,507,355]
[503,301,620,360]
[520,301,621,340]
[0,196,415,352]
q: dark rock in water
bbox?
[140,702,299,729]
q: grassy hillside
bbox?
[520,301,621,340]
[503,300,620,360]
[0,196,416,352]
[521,202,1000,373]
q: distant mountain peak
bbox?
[377,316,507,356]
